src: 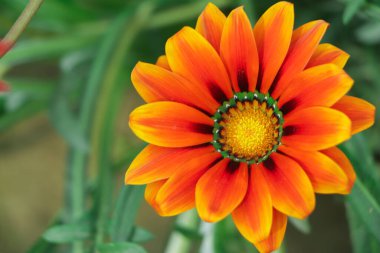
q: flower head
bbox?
[125,2,375,252]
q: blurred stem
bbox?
[92,1,155,247]
[164,210,200,253]
[2,0,44,44]
[199,222,215,253]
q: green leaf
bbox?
[288,217,311,234]
[97,242,146,253]
[130,227,154,243]
[343,135,380,251]
[110,186,145,242]
[346,202,380,253]
[238,0,256,23]
[343,0,366,24]
[43,223,91,243]
[355,21,380,45]
[347,180,380,242]
[174,224,202,240]
[49,50,93,151]
[343,135,380,202]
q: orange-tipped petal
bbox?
[260,153,315,219]
[156,55,171,70]
[131,62,219,114]
[253,1,294,93]
[332,95,376,135]
[278,64,353,114]
[129,102,213,147]
[155,153,221,216]
[271,20,329,98]
[196,160,248,222]
[232,166,272,243]
[280,146,350,194]
[145,179,167,215]
[196,3,226,52]
[321,147,356,193]
[220,7,259,92]
[166,27,233,103]
[125,144,215,185]
[306,43,350,69]
[254,209,287,253]
[282,107,351,151]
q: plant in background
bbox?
[125,2,375,252]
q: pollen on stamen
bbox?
[212,92,283,164]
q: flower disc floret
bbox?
[212,92,284,164]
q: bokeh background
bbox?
[0,0,379,253]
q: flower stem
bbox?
[2,0,44,45]
[164,210,200,253]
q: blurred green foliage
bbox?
[0,0,379,253]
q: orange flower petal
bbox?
[279,146,350,194]
[131,62,219,114]
[145,179,167,215]
[260,153,315,219]
[253,1,294,93]
[306,43,350,69]
[271,20,329,98]
[125,144,215,185]
[166,27,233,103]
[278,64,353,114]
[332,95,375,135]
[156,55,170,70]
[254,209,288,253]
[232,166,272,243]
[321,147,356,193]
[282,107,351,151]
[155,152,221,216]
[220,7,259,92]
[129,102,213,147]
[196,160,248,222]
[195,3,226,52]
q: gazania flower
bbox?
[125,2,375,252]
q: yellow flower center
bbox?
[212,92,283,164]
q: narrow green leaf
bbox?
[347,180,380,242]
[238,0,256,23]
[174,224,202,240]
[343,134,380,251]
[49,96,88,150]
[346,202,380,253]
[1,34,99,66]
[110,186,145,242]
[97,242,146,253]
[343,135,380,202]
[288,217,311,234]
[92,2,155,246]
[343,0,366,24]
[130,227,154,243]
[43,223,91,243]
[355,21,380,45]
[49,50,93,151]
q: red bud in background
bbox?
[0,39,13,58]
